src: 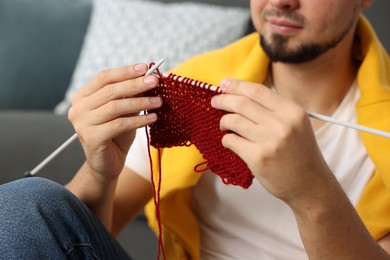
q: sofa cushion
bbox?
[0,0,92,110]
[55,0,250,113]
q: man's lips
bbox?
[268,19,303,35]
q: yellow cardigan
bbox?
[145,16,390,259]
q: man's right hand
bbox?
[68,63,162,182]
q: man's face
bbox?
[250,0,364,63]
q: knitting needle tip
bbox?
[146,58,166,76]
[23,171,33,178]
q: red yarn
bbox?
[145,128,165,260]
[146,70,254,189]
[144,66,254,259]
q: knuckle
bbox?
[109,116,143,131]
[103,83,119,100]
[73,125,83,139]
[134,97,145,107]
[230,114,241,125]
[247,85,263,99]
[106,100,121,114]
[279,108,307,138]
[289,105,306,123]
[127,97,145,111]
[231,96,249,112]
[131,115,146,128]
[96,69,111,83]
[67,105,82,126]
[112,117,126,130]
[265,142,281,158]
[139,97,157,110]
[125,78,141,93]
[222,114,240,127]
[120,65,131,75]
[275,124,294,144]
[247,146,269,168]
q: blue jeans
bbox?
[0,177,132,259]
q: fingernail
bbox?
[144,75,157,85]
[135,63,147,73]
[150,96,162,104]
[146,113,157,121]
[219,78,232,90]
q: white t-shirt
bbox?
[125,82,374,260]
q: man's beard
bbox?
[260,9,358,64]
[261,33,347,64]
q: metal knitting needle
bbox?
[24,133,79,177]
[24,59,166,177]
[306,111,390,138]
[166,76,390,139]
[160,73,221,92]
[148,58,166,75]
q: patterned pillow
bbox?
[55,0,250,113]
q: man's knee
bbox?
[0,177,70,208]
[0,178,87,259]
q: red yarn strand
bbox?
[145,126,166,260]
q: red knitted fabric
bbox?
[146,71,254,189]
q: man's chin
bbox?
[260,35,325,64]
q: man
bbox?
[1,0,389,259]
[68,0,390,258]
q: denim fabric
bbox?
[0,177,131,259]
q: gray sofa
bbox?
[0,0,389,259]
